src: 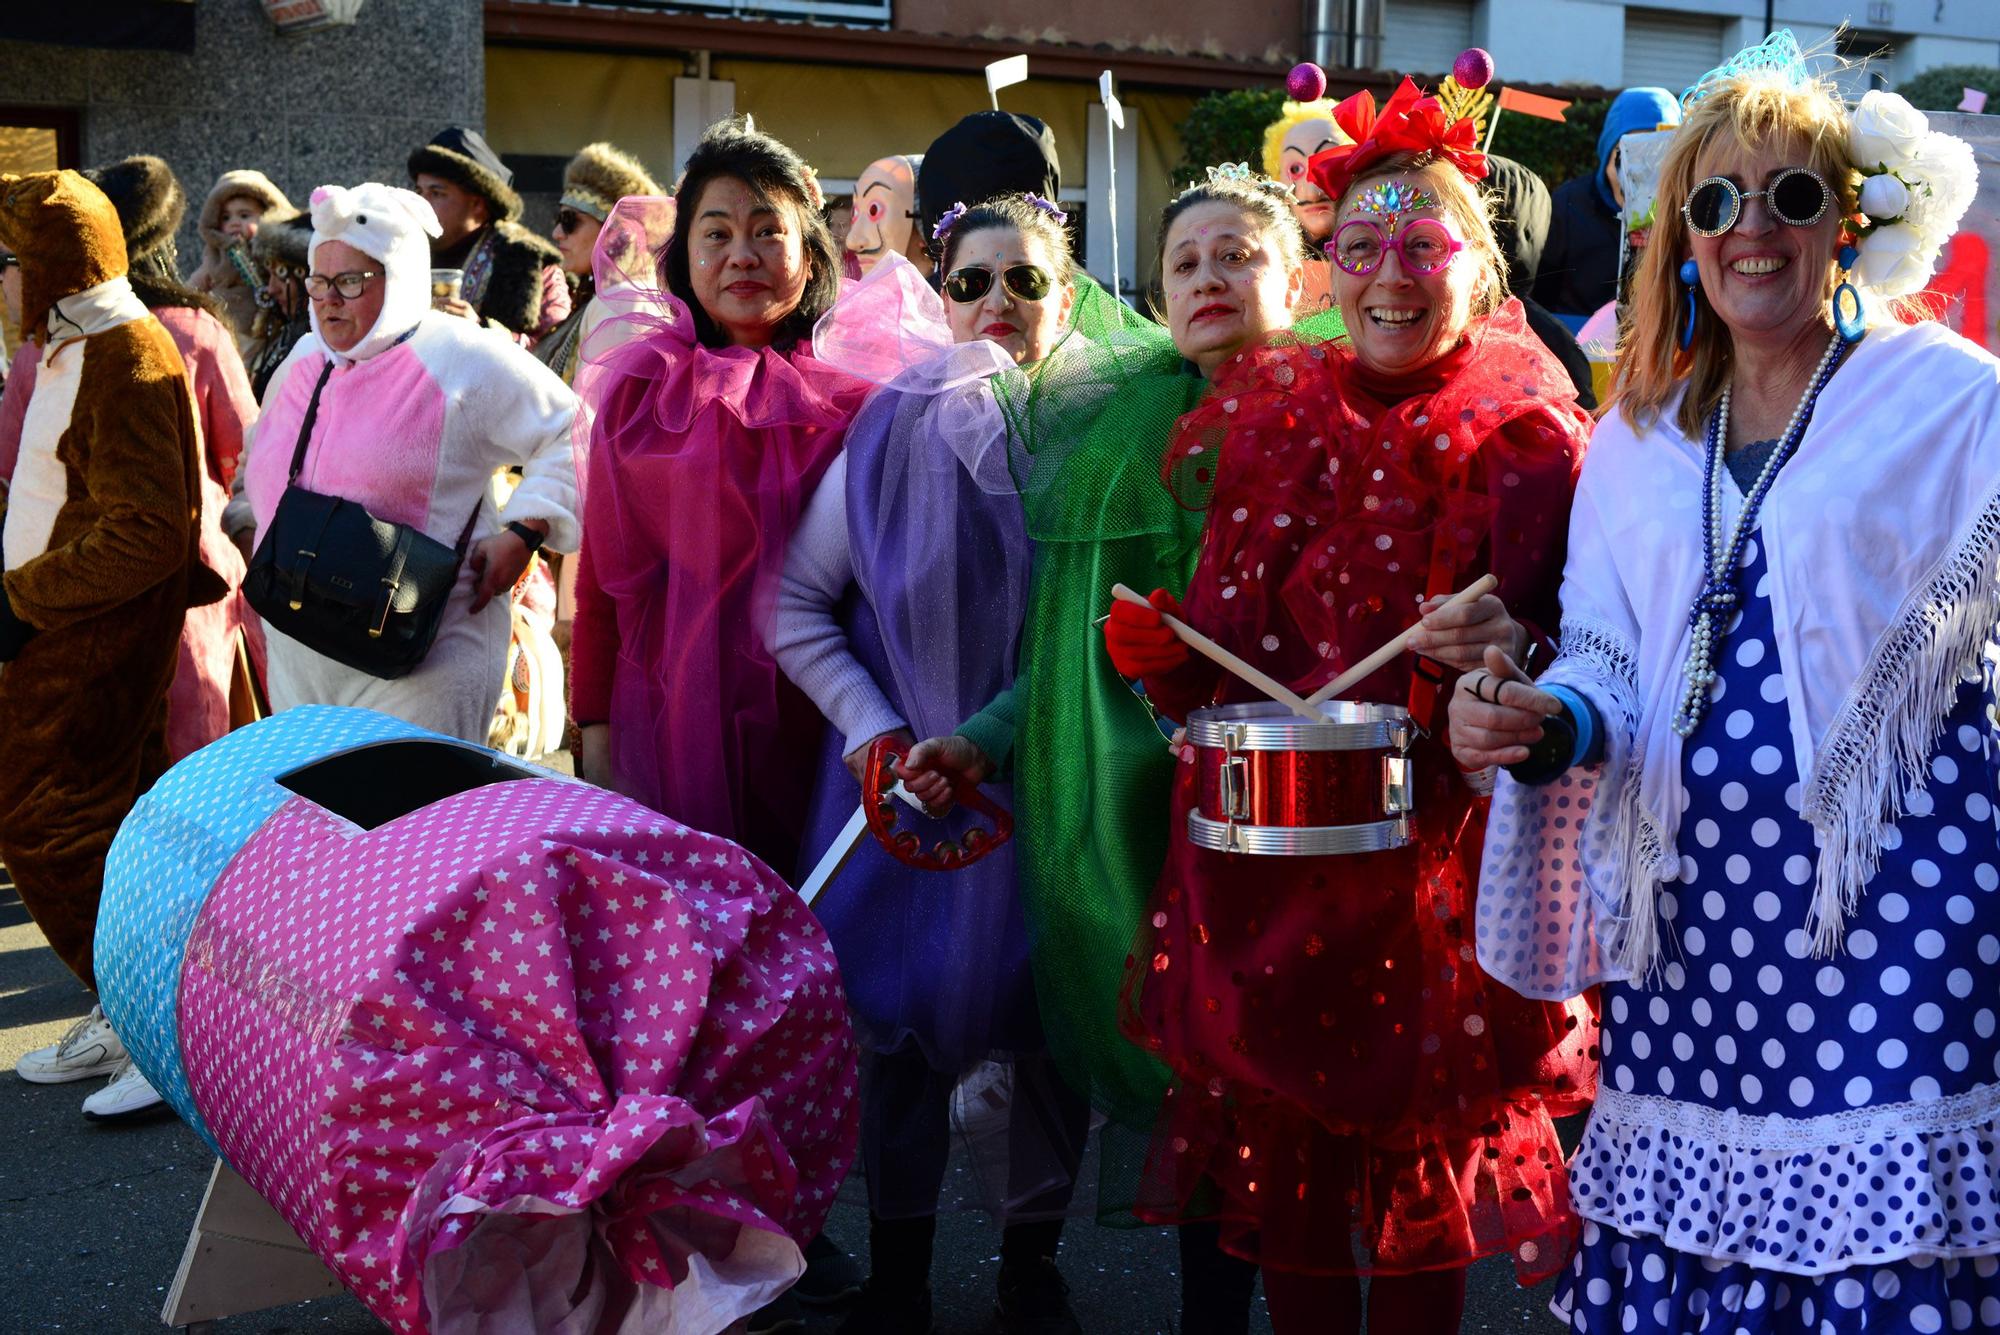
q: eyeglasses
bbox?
[1682,168,1832,237]
[554,207,592,235]
[943,263,1053,305]
[304,270,381,300]
[0,253,16,271]
[1328,218,1464,277]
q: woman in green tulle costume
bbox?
[1000,174,1346,1219]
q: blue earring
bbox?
[1833,243,1866,344]
[1678,258,1700,350]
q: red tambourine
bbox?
[864,734,1014,871]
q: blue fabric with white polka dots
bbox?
[1556,534,2000,1330]
[1557,1221,2000,1333]
[95,706,434,1151]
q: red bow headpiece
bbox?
[1306,77,1489,205]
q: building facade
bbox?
[0,1,485,261]
[481,0,1319,298]
[1359,0,2000,95]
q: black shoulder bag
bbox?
[244,361,481,680]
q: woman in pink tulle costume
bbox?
[570,119,870,875]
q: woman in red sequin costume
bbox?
[1104,78,1599,1333]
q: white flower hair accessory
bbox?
[1845,89,1977,300]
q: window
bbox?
[1623,8,1726,94]
[605,0,890,24]
[1379,0,1475,76]
[0,106,76,175]
[1835,29,1898,98]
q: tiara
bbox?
[1684,29,1807,105]
[1206,162,1256,184]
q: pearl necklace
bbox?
[1671,332,1846,738]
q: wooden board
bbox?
[161,1160,343,1327]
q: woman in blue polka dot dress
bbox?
[1447,37,2000,1335]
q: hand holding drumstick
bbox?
[1402,583,1529,672]
[1448,644,1563,770]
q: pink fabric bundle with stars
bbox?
[173,730,857,1334]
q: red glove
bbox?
[1104,589,1190,678]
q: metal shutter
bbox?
[1379,0,1475,76]
[1623,9,1726,93]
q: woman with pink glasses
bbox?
[1106,74,1596,1333]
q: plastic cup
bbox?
[430,268,465,307]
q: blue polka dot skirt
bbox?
[1554,535,2000,1332]
[1559,1220,2000,1333]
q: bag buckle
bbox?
[370,574,400,639]
[286,548,317,610]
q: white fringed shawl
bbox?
[1478,319,2000,1001]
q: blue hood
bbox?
[1596,87,1682,209]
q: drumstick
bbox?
[1108,584,1321,721]
[1302,573,1500,708]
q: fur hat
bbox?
[198,169,291,241]
[82,155,185,265]
[560,142,661,223]
[307,182,441,364]
[408,126,521,224]
[0,170,128,340]
[250,207,312,270]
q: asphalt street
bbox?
[1,877,1567,1333]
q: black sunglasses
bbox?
[555,207,591,235]
[0,253,16,270]
[1683,167,1832,237]
[943,263,1053,305]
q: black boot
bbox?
[836,1214,937,1335]
[996,1221,1083,1335]
[1178,1222,1256,1335]
[794,1231,865,1307]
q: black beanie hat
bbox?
[916,111,1061,242]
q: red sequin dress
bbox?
[1121,301,1599,1280]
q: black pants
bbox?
[860,1044,1092,1221]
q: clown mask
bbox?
[1277,115,1343,243]
[846,155,920,275]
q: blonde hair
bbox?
[1611,69,1868,438]
[1261,100,1345,181]
[1341,154,1509,319]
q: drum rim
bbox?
[1186,700,1412,752]
[1186,809,1412,856]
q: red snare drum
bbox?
[1185,700,1415,856]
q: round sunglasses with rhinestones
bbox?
[1682,167,1832,238]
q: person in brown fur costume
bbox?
[0,169,223,1117]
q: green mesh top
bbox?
[995,283,1347,1209]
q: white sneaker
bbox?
[82,1058,165,1121]
[16,1005,126,1084]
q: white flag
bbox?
[986,54,1029,106]
[1099,70,1125,129]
